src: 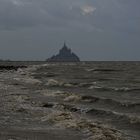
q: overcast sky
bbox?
[0,0,140,61]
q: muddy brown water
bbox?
[0,61,139,140]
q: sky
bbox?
[0,0,140,61]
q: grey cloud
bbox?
[0,0,140,32]
[0,0,99,31]
[0,0,57,30]
[87,0,140,33]
[0,0,140,60]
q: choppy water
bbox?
[0,61,140,140]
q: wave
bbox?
[85,108,140,130]
[113,87,140,92]
[42,102,80,113]
[88,85,140,92]
[81,95,140,112]
[86,68,122,72]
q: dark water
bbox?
[35,62,140,138]
[0,61,140,140]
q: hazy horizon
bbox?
[0,0,140,61]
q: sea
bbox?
[0,61,139,140]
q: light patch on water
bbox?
[13,77,42,85]
[64,95,81,102]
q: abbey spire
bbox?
[47,42,80,62]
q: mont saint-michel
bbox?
[47,43,80,62]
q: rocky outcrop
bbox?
[47,43,80,62]
[0,65,27,71]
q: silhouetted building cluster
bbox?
[47,43,80,62]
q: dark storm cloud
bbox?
[0,0,140,60]
[0,0,139,32]
[0,0,49,30]
[0,0,102,31]
[86,0,140,33]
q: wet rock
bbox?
[0,65,27,71]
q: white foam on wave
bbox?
[13,77,42,85]
[46,79,61,86]
[64,95,81,102]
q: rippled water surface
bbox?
[0,61,139,140]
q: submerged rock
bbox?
[47,42,80,62]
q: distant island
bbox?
[47,42,80,62]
